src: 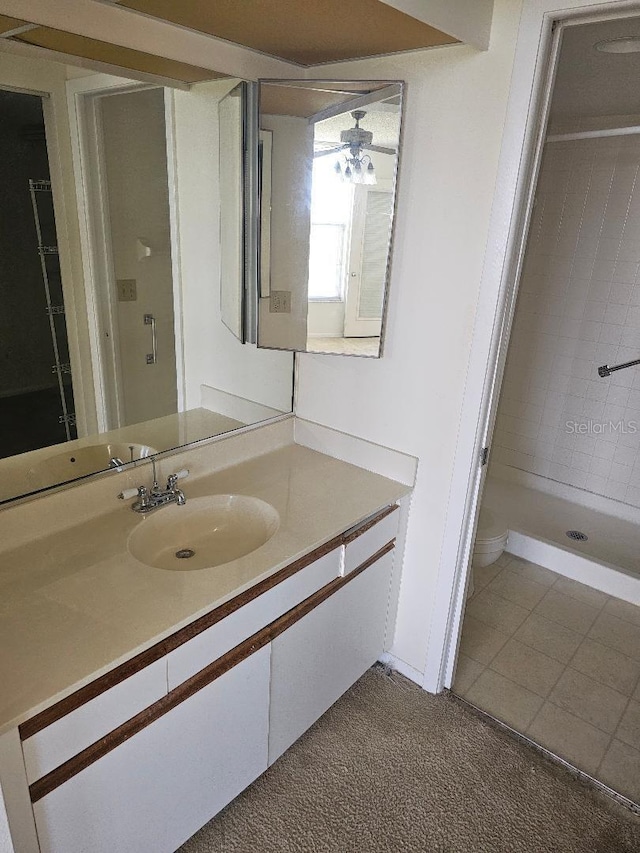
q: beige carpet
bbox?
[179,667,640,853]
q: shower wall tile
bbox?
[495,136,640,511]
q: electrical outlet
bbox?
[270,290,291,313]
[117,279,137,302]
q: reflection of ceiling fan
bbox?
[314,110,397,184]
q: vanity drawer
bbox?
[342,505,399,576]
[166,547,342,689]
[21,658,167,784]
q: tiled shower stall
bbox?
[494,132,640,509]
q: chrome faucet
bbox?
[118,467,189,514]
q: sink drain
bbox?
[175,548,196,559]
[566,530,588,542]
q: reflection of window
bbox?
[308,156,353,301]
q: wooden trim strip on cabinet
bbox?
[28,539,395,804]
[342,504,398,545]
[19,534,343,741]
[20,505,398,742]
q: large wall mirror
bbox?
[0,47,294,505]
[257,80,404,358]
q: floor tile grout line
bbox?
[461,558,640,799]
[567,635,640,696]
[455,659,485,697]
[548,665,631,734]
[602,598,640,629]
[452,691,640,814]
[550,575,612,613]
[531,586,604,637]
[603,693,635,763]
[486,635,566,701]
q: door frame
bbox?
[0,57,93,437]
[66,73,185,431]
[422,0,640,694]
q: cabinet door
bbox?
[268,549,393,764]
[34,646,270,853]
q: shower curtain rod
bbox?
[546,125,640,143]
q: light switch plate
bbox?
[270,291,291,313]
[117,279,137,302]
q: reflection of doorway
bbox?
[0,88,77,458]
[343,182,393,338]
[75,82,179,431]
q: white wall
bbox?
[495,134,640,510]
[296,0,525,677]
[100,87,178,425]
[308,302,344,338]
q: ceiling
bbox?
[259,82,396,119]
[10,26,226,82]
[259,81,401,148]
[0,14,225,83]
[551,17,640,120]
[113,0,458,66]
[0,13,23,34]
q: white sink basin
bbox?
[127,495,280,571]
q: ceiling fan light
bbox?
[363,161,377,185]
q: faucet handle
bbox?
[119,486,142,501]
[167,469,189,488]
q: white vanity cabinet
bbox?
[268,548,394,764]
[33,647,270,853]
[6,504,399,853]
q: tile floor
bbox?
[453,552,640,804]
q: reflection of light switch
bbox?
[117,279,137,302]
[270,291,291,313]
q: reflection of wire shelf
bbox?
[29,178,76,441]
[30,179,52,192]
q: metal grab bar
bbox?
[598,358,640,377]
[144,313,157,364]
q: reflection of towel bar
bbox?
[144,314,157,365]
[598,357,640,377]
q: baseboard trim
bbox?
[378,652,424,687]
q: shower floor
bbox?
[483,476,640,593]
[454,552,640,805]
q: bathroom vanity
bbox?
[0,427,411,852]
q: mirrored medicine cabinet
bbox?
[0,28,404,506]
[256,79,404,359]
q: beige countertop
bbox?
[0,444,409,735]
